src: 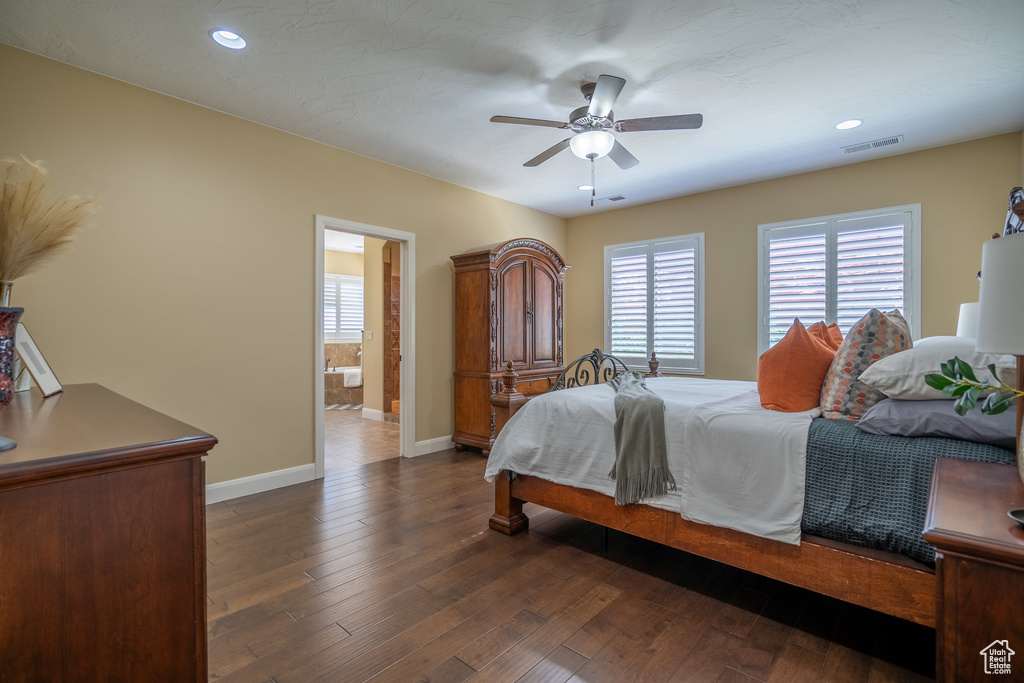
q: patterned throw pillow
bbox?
[820,309,912,420]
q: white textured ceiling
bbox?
[2,0,1023,218]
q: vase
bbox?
[0,307,25,407]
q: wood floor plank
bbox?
[205,449,936,682]
[515,645,589,683]
[766,642,826,683]
[470,584,622,682]
[416,655,477,683]
[454,609,547,671]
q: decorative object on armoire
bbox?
[14,323,62,397]
[0,307,24,449]
[451,238,567,454]
[1003,186,1023,236]
[0,157,99,290]
[0,157,97,418]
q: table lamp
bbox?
[975,233,1024,483]
[956,302,979,338]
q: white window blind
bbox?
[324,273,364,341]
[758,205,920,354]
[605,233,704,373]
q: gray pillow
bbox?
[856,398,1017,450]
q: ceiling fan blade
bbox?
[617,114,703,132]
[524,138,572,167]
[490,116,569,129]
[587,75,626,118]
[608,140,639,170]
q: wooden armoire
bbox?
[451,238,568,453]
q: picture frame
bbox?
[14,323,63,397]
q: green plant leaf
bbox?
[953,394,970,415]
[941,360,956,378]
[988,363,1000,382]
[981,391,1015,415]
[955,357,977,382]
[925,373,954,390]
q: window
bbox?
[324,273,364,341]
[604,233,704,373]
[757,204,920,354]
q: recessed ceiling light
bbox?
[836,119,863,130]
[211,29,246,49]
[578,184,594,191]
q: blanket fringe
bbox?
[610,467,677,506]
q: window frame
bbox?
[756,204,921,355]
[323,272,364,342]
[603,232,705,374]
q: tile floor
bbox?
[324,409,400,471]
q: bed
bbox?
[484,349,1015,627]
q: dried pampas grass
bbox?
[0,157,100,283]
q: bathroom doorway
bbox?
[314,216,416,479]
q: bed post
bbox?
[489,361,529,535]
[490,472,529,535]
[645,352,663,377]
[490,361,528,438]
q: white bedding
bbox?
[484,377,819,544]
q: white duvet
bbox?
[484,377,819,544]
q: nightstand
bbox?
[923,458,1024,682]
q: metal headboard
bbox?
[551,348,631,391]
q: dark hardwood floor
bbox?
[206,450,936,682]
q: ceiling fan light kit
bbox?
[490,74,703,173]
[570,130,615,159]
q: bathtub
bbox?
[326,366,362,387]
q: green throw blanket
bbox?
[607,372,675,505]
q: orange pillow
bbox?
[758,319,838,412]
[807,321,843,351]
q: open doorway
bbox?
[314,216,416,479]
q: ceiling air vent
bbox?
[842,135,904,155]
[606,195,627,201]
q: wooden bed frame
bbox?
[487,350,936,627]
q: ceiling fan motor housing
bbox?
[569,106,613,133]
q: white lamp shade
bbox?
[570,130,615,159]
[976,234,1024,354]
[956,302,980,338]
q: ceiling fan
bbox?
[490,74,703,169]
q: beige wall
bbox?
[361,238,385,412]
[564,132,1023,381]
[0,45,565,484]
[324,249,363,277]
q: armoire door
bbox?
[529,257,559,368]
[499,257,530,369]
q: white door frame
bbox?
[315,215,416,479]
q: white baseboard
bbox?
[206,464,316,504]
[361,408,383,421]
[413,435,454,457]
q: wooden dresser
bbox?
[923,458,1024,682]
[451,238,568,453]
[0,384,217,681]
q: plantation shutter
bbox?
[760,207,917,353]
[606,234,704,372]
[608,246,648,358]
[835,218,905,333]
[324,273,364,341]
[766,226,827,348]
[653,245,697,362]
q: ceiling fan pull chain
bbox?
[590,158,596,207]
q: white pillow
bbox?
[859,336,1016,400]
